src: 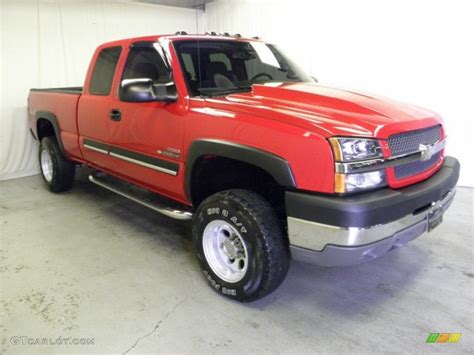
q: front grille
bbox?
[394,151,441,179]
[388,125,441,155]
[387,125,442,179]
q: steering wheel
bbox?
[250,72,273,83]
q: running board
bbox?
[88,174,193,221]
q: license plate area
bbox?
[428,205,444,232]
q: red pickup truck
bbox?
[28,33,460,302]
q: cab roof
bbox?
[99,33,261,48]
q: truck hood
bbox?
[203,82,441,138]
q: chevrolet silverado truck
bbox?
[28,33,460,302]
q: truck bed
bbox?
[28,87,83,161]
[30,86,83,95]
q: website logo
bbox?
[426,333,462,343]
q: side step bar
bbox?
[88,174,193,221]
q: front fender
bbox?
[185,139,296,199]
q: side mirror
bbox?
[120,78,177,102]
[154,82,178,102]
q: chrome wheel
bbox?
[40,149,53,182]
[202,220,249,283]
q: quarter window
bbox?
[89,46,122,96]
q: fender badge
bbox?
[157,148,181,159]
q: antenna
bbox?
[197,38,202,95]
[194,4,202,94]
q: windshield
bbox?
[173,39,313,97]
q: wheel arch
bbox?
[35,111,67,156]
[185,139,296,205]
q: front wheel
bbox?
[192,189,290,302]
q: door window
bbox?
[122,45,171,84]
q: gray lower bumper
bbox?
[289,188,456,266]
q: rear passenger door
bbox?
[106,42,185,199]
[78,45,122,167]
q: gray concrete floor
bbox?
[1,169,473,354]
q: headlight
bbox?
[330,137,386,193]
[329,137,382,162]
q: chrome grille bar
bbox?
[335,138,445,174]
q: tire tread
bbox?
[40,137,75,192]
[196,189,290,302]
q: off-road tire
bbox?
[192,189,290,302]
[39,137,75,192]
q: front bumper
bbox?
[286,156,460,266]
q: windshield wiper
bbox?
[198,86,252,97]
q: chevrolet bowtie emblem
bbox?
[419,143,435,161]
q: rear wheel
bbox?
[192,189,290,302]
[39,137,75,192]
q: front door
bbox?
[106,42,185,200]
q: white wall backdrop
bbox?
[1,0,473,187]
[0,0,199,181]
[203,0,474,187]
